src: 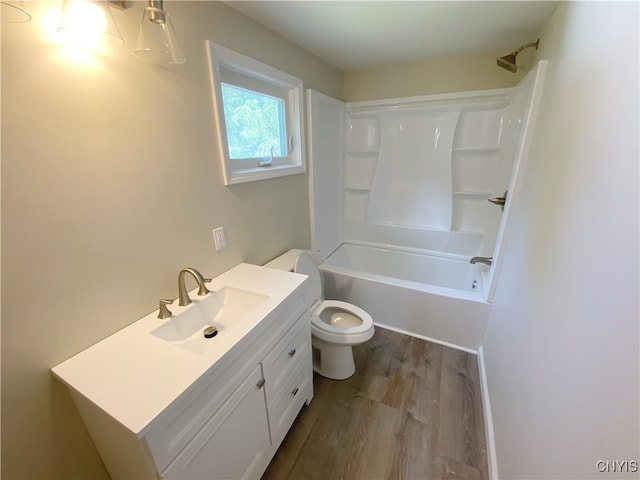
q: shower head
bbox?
[497,53,518,73]
[496,38,540,73]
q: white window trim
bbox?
[206,41,306,185]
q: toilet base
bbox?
[311,337,356,380]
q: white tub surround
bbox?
[306,64,546,346]
[308,62,546,301]
[323,243,483,298]
[52,264,312,479]
[321,243,490,351]
[342,90,515,261]
[341,82,542,269]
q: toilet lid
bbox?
[294,251,322,305]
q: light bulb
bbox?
[57,0,123,47]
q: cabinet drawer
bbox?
[268,357,313,449]
[262,312,311,405]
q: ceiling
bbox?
[225,1,559,71]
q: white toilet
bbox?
[265,249,375,380]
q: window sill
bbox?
[224,164,306,185]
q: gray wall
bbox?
[483,2,639,478]
[1,2,342,478]
[343,49,531,101]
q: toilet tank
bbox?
[264,249,318,309]
[263,249,303,271]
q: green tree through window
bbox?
[221,83,286,159]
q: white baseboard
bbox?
[374,322,478,354]
[477,346,498,480]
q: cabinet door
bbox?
[161,365,271,480]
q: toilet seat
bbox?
[311,300,374,345]
[294,251,374,345]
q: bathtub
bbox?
[320,243,491,352]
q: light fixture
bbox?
[1,1,31,23]
[57,0,124,47]
[135,0,186,65]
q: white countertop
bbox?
[51,263,307,436]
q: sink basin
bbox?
[151,287,268,354]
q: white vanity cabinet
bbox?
[158,309,312,480]
[52,264,313,480]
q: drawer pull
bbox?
[292,387,299,396]
[256,378,265,389]
[288,348,296,357]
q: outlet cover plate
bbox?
[212,227,227,250]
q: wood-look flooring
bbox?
[262,327,488,480]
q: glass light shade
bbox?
[1,1,31,23]
[135,6,186,65]
[57,0,124,46]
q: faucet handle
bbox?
[197,282,211,296]
[197,278,213,296]
[158,299,174,319]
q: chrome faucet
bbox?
[177,267,211,306]
[470,256,493,267]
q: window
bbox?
[206,41,305,185]
[221,84,286,160]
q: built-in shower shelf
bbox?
[452,146,501,153]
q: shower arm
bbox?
[511,39,540,56]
